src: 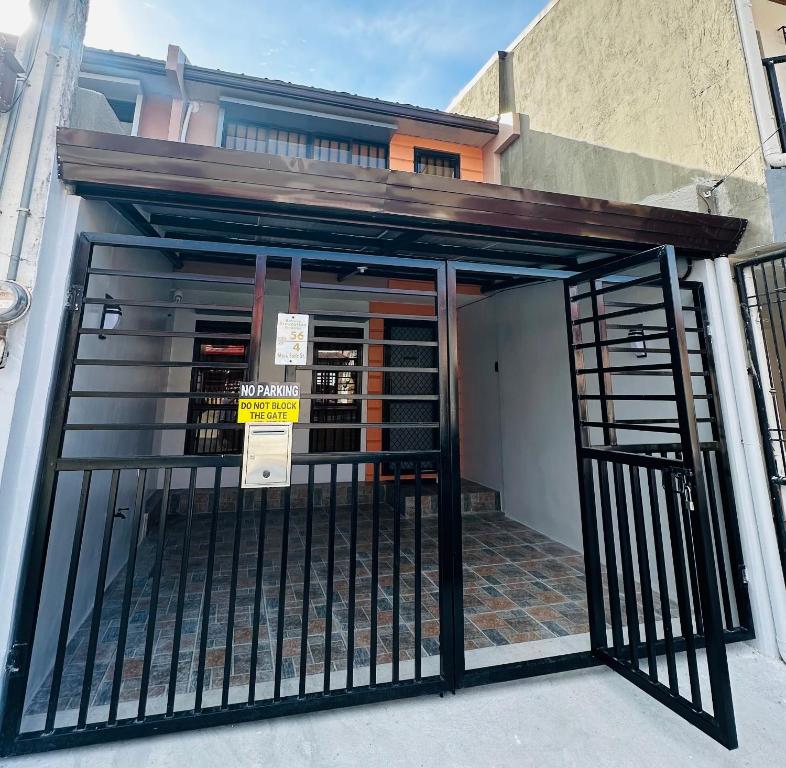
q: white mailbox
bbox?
[241,423,293,488]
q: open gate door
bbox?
[565,246,737,748]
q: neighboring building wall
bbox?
[450,0,774,248]
[389,134,484,181]
[70,87,123,133]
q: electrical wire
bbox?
[457,277,548,311]
[0,0,53,115]
[706,125,784,195]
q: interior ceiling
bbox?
[113,199,633,289]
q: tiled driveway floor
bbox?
[26,497,626,718]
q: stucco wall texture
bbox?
[451,0,774,248]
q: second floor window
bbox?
[224,122,309,158]
[223,120,388,169]
[414,148,460,179]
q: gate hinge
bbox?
[741,566,749,585]
[5,643,27,677]
[65,284,83,311]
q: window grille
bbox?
[224,121,388,168]
[223,121,309,158]
[414,148,460,179]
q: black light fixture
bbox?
[627,325,647,358]
[98,294,122,339]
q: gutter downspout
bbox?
[5,0,69,281]
[712,257,786,661]
[179,99,195,142]
[733,0,786,168]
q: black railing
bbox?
[736,251,786,586]
[763,55,786,153]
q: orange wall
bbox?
[137,95,173,140]
[389,134,484,182]
[364,279,481,480]
[366,300,436,480]
[185,101,220,146]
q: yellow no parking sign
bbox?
[237,382,301,423]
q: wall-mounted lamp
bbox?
[98,294,122,339]
[627,326,647,358]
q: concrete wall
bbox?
[456,295,503,491]
[70,87,124,133]
[491,281,583,550]
[184,101,220,146]
[136,94,172,140]
[23,201,173,697]
[450,0,774,250]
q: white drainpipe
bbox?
[179,100,196,142]
[708,257,786,660]
[733,0,786,168]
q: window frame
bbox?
[413,147,461,179]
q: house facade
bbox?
[0,0,778,757]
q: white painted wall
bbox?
[456,295,503,491]
[24,202,175,697]
[492,281,584,551]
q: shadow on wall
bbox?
[500,116,771,251]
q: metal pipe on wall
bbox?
[0,1,52,196]
[5,0,70,281]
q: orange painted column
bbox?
[364,279,480,480]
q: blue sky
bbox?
[81,0,545,110]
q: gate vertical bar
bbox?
[661,245,737,749]
[108,469,147,724]
[77,469,119,727]
[247,254,267,381]
[167,467,197,716]
[442,264,460,690]
[564,282,608,651]
[45,470,92,731]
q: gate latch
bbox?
[672,471,695,511]
[65,284,83,311]
[5,642,27,676]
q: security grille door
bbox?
[565,246,737,748]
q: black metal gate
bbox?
[736,251,786,584]
[0,234,454,755]
[0,235,749,755]
[566,246,739,748]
